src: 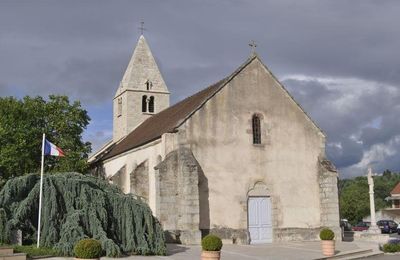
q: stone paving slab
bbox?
[44,241,377,260]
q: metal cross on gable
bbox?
[249,40,257,54]
[138,20,146,35]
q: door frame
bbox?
[247,195,273,244]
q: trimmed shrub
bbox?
[382,243,400,253]
[319,228,335,240]
[74,239,102,259]
[201,235,223,251]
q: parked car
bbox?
[377,220,398,234]
[352,222,369,232]
[398,226,400,235]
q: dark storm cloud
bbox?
[0,0,399,176]
[283,75,400,177]
[327,138,364,169]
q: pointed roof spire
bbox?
[116,35,169,96]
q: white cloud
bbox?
[282,74,400,178]
[341,135,400,178]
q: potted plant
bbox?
[320,228,335,256]
[201,234,223,260]
[74,239,103,260]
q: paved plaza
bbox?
[45,241,384,260]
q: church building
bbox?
[89,34,340,244]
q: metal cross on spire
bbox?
[249,40,257,54]
[138,20,146,35]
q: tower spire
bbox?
[113,33,170,141]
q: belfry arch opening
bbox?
[142,95,147,112]
[149,96,155,113]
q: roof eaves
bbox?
[102,135,162,161]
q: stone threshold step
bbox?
[342,251,384,259]
[0,248,14,255]
[0,253,26,260]
[314,248,373,259]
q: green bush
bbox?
[74,239,102,259]
[13,245,59,257]
[382,243,400,253]
[201,234,223,251]
[319,228,335,240]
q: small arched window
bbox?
[142,95,147,112]
[145,80,153,90]
[148,96,155,113]
[252,114,261,144]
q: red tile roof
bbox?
[101,76,229,160]
[92,53,324,162]
[391,182,400,195]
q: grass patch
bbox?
[13,245,59,258]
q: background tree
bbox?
[0,95,91,182]
[339,171,400,224]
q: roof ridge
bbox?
[135,54,257,131]
[100,54,324,161]
[254,55,326,137]
[173,55,258,129]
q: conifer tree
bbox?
[0,173,166,256]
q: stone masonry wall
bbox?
[130,160,149,202]
[319,158,341,238]
[155,146,201,244]
[156,151,179,232]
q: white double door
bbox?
[248,197,272,243]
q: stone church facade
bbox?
[89,35,340,244]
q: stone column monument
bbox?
[367,167,380,234]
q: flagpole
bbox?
[37,133,45,248]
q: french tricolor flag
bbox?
[44,139,65,157]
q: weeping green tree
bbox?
[0,173,166,256]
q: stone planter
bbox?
[201,250,221,260]
[321,240,335,256]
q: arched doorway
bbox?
[247,182,272,243]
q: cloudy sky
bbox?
[0,0,399,178]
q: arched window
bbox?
[252,114,261,144]
[145,80,153,90]
[142,95,147,112]
[148,96,155,113]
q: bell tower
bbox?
[113,35,170,142]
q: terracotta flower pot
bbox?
[201,250,221,260]
[321,240,335,256]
